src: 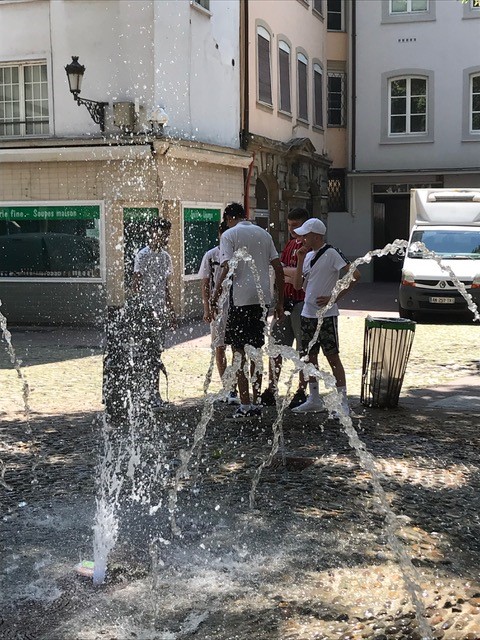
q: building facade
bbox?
[346,0,480,282]
[242,0,332,249]
[0,0,250,324]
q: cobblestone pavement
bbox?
[1,301,480,640]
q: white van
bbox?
[398,189,480,319]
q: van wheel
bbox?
[398,304,414,320]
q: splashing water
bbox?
[89,238,479,638]
[0,301,33,490]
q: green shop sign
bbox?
[0,205,100,221]
[123,207,159,221]
[184,207,221,223]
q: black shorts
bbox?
[225,304,266,350]
[301,316,339,357]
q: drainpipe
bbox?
[244,151,255,218]
[350,0,357,172]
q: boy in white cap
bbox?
[291,218,360,415]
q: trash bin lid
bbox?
[365,316,416,331]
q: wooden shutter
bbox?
[314,66,323,126]
[279,48,291,112]
[258,33,272,105]
[298,57,308,120]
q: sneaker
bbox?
[288,388,307,410]
[228,406,262,421]
[226,390,240,405]
[260,388,276,406]
[291,396,326,413]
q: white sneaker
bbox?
[292,396,326,413]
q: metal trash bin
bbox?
[361,316,416,408]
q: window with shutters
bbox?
[257,26,272,105]
[278,41,291,114]
[297,53,308,122]
[313,63,323,127]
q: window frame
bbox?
[463,0,480,19]
[388,76,427,136]
[313,62,324,129]
[327,0,344,31]
[296,51,309,123]
[256,24,273,107]
[313,0,324,17]
[382,0,435,23]
[327,70,346,127]
[0,58,52,138]
[278,39,292,115]
[462,67,480,140]
[190,0,211,15]
[380,69,434,144]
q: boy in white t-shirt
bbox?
[292,218,360,415]
[132,218,176,410]
[198,221,238,404]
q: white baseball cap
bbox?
[293,218,326,236]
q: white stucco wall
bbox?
[153,0,240,147]
[0,0,240,146]
[354,0,480,171]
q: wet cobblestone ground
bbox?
[1,315,480,640]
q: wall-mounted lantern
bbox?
[65,56,109,132]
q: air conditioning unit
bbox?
[113,102,136,131]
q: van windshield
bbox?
[409,229,480,259]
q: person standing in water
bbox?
[198,220,238,404]
[132,218,176,410]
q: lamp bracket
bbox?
[74,94,109,132]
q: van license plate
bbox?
[429,296,455,304]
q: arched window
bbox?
[257,26,272,105]
[297,52,308,121]
[313,63,323,127]
[278,41,291,113]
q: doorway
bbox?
[373,195,410,282]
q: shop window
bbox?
[183,205,222,276]
[0,204,101,279]
[0,62,49,137]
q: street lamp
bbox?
[65,56,108,132]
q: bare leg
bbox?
[234,349,250,405]
[325,353,346,388]
[251,360,262,405]
[267,354,282,391]
[215,345,227,379]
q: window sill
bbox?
[190,1,211,17]
[313,9,324,21]
[256,100,274,113]
[327,124,346,129]
[296,117,309,127]
[380,136,433,144]
[277,109,292,121]
[461,135,480,142]
[296,0,309,8]
[312,124,325,133]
